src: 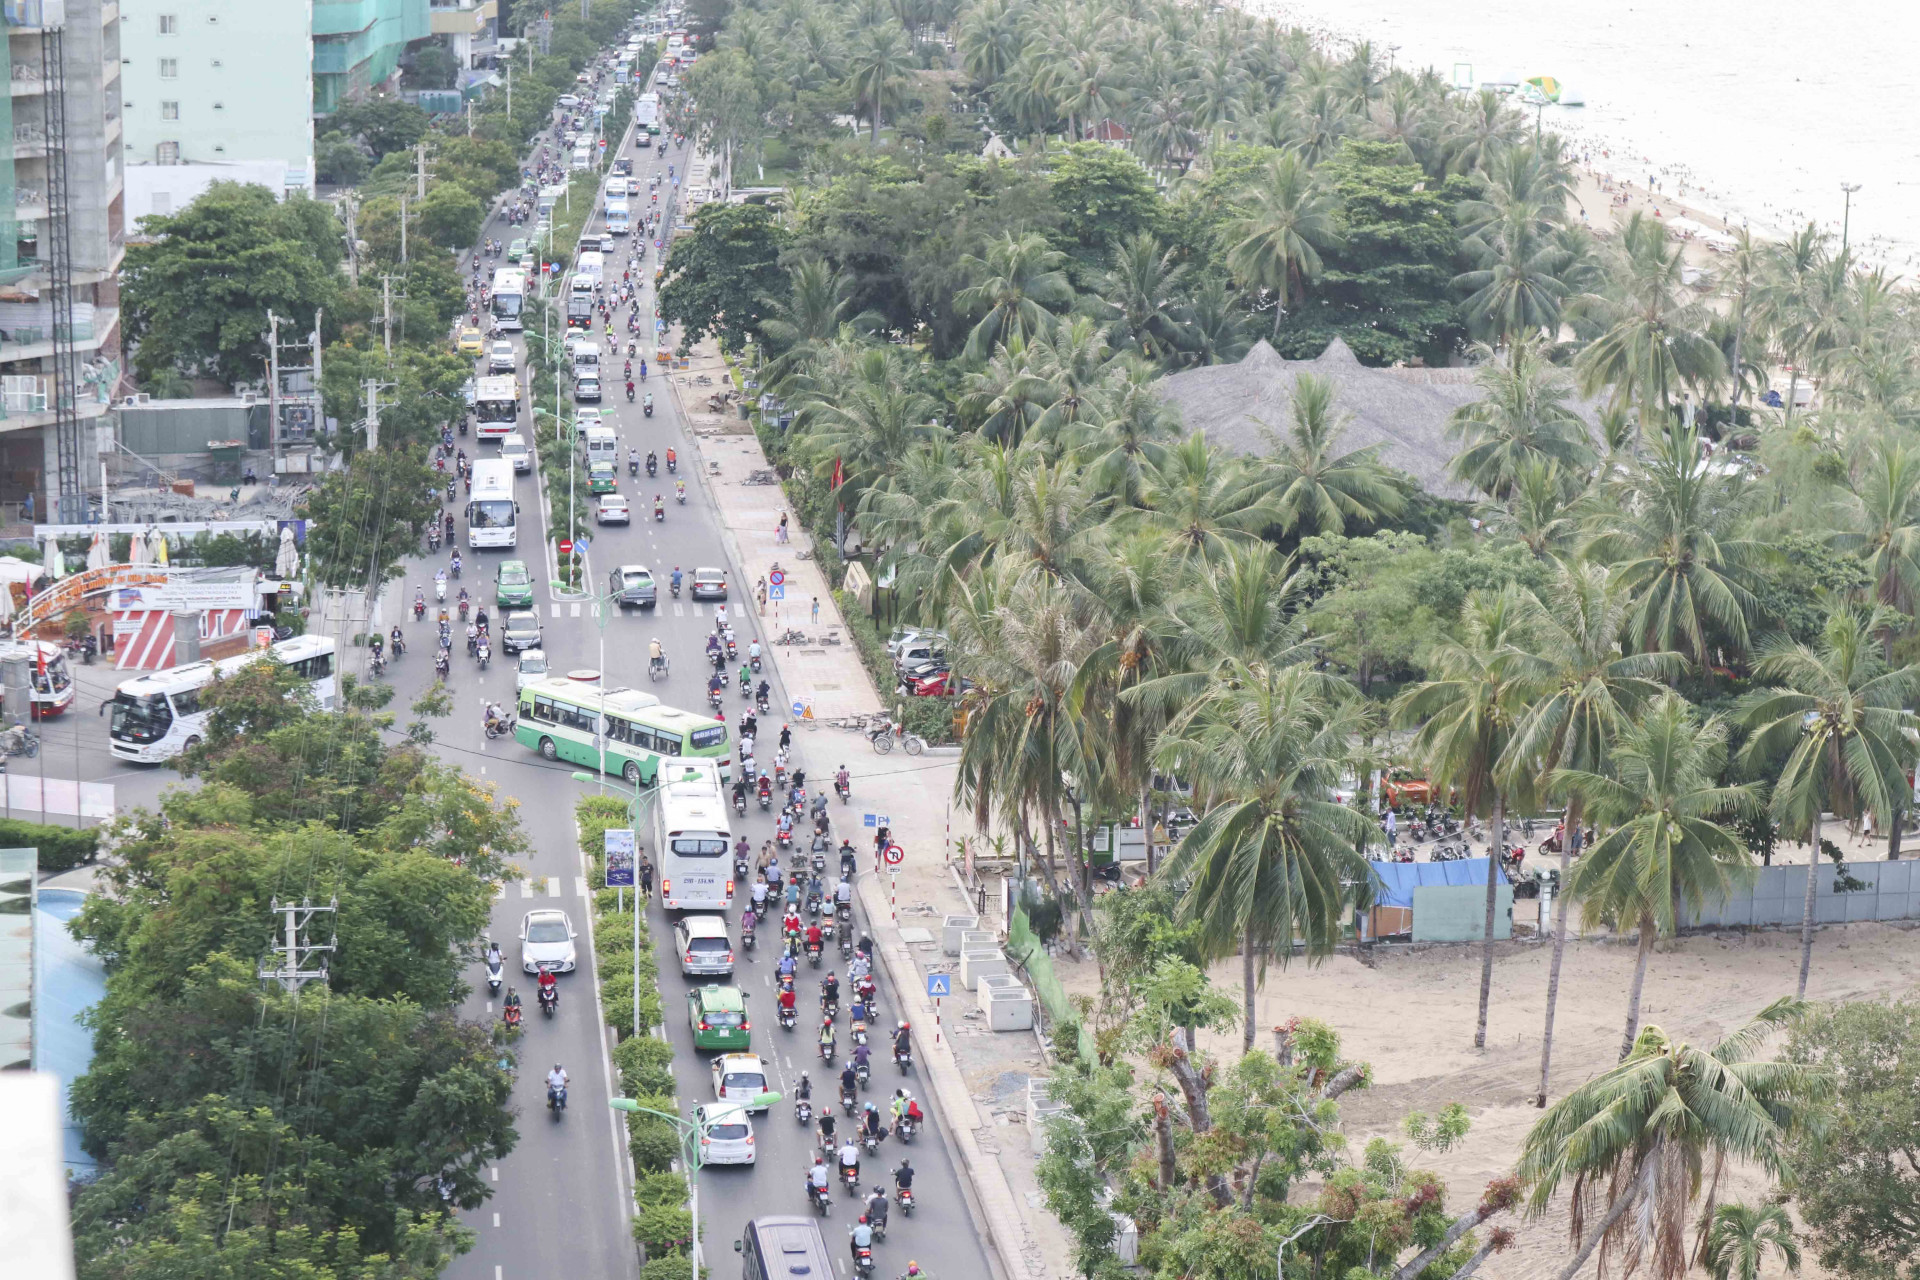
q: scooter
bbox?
[836,775,851,803]
[654,502,665,522]
[486,951,503,996]
[808,1181,832,1216]
[795,1098,812,1125]
[548,1083,567,1117]
[896,1187,914,1217]
[538,983,558,1018]
[779,1004,796,1031]
[852,1242,874,1276]
[643,399,654,418]
[855,1058,870,1089]
[894,1045,914,1074]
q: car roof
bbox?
[693,566,724,576]
[600,493,628,503]
[507,610,538,622]
[519,648,546,661]
[693,983,745,1008]
[619,564,652,575]
[680,914,729,937]
[716,1052,764,1070]
[525,907,568,922]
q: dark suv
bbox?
[610,564,657,609]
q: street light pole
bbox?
[1840,182,1863,257]
[610,1092,781,1280]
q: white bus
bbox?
[0,639,74,717]
[653,759,734,912]
[106,634,337,763]
[474,374,520,441]
[467,458,518,550]
[490,268,527,332]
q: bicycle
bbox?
[869,726,925,757]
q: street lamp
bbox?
[1840,182,1863,256]
[610,1092,783,1280]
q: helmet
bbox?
[865,1101,875,1112]
[800,1070,809,1080]
[906,1265,920,1276]
[553,1063,563,1071]
[899,1157,912,1168]
[874,1185,886,1196]
[898,1020,909,1031]
[858,1214,868,1225]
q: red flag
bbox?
[831,456,843,492]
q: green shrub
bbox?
[629,1118,681,1172]
[897,696,954,745]
[633,1201,694,1255]
[634,1170,688,1209]
[1050,1016,1084,1064]
[2,820,100,874]
[612,1032,675,1077]
[639,1252,703,1280]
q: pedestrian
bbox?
[811,595,820,624]
[639,854,654,895]
[776,509,790,544]
[779,722,792,751]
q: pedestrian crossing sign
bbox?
[926,973,951,998]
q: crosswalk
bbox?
[493,875,594,901]
[546,600,705,618]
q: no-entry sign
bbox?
[557,538,574,555]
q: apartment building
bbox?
[0,0,125,526]
[120,2,316,218]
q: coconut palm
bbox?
[1135,434,1286,565]
[1502,564,1685,1103]
[1557,693,1758,1059]
[956,0,1024,85]
[1446,337,1595,499]
[1097,232,1191,364]
[954,232,1075,364]
[958,336,1054,446]
[1262,372,1405,535]
[1444,89,1522,175]
[1176,275,1252,368]
[1393,588,1540,1048]
[1572,212,1727,425]
[1065,363,1178,507]
[1517,1000,1831,1280]
[758,258,866,390]
[845,23,913,145]
[1829,435,1920,620]
[1582,422,1764,665]
[1703,1202,1801,1280]
[1224,152,1341,339]
[1155,662,1377,1052]
[1479,458,1581,561]
[790,348,944,503]
[1753,223,1841,431]
[1737,604,1920,999]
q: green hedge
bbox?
[5,820,101,874]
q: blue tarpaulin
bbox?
[1366,859,1504,909]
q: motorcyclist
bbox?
[390,624,406,656]
[732,775,749,809]
[850,1217,874,1262]
[867,1185,890,1232]
[819,1017,837,1056]
[649,637,666,674]
[757,677,772,707]
[778,984,797,1021]
[537,968,558,1004]
[671,566,683,594]
[895,1157,915,1194]
[822,971,841,1010]
[894,1021,912,1060]
[817,1109,837,1149]
[836,876,855,912]
[862,1101,886,1142]
[778,948,799,983]
[838,1139,862,1186]
[806,1155,831,1201]
[794,1070,812,1102]
[805,920,824,954]
[708,671,726,701]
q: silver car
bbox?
[519,908,578,974]
[515,648,550,691]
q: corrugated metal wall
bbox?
[1683,859,1920,929]
[118,403,268,454]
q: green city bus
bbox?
[514,676,732,785]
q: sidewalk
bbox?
[673,338,1074,1280]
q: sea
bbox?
[1253,0,1920,271]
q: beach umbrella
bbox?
[42,535,63,579]
[0,579,15,625]
[128,530,150,566]
[274,526,300,578]
[151,530,169,566]
[85,531,109,572]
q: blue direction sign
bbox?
[926,973,952,998]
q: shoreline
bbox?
[1238,0,1913,276]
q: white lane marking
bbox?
[591,603,602,620]
[520,878,534,898]
[486,999,494,1014]
[571,603,582,618]
[674,603,685,616]
[494,880,506,901]
[692,603,704,616]
[546,876,561,897]
[490,1165,499,1182]
[550,603,561,618]
[495,1268,502,1280]
[493,1212,501,1228]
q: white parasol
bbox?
[128,529,151,566]
[85,530,110,571]
[42,534,63,579]
[149,529,170,566]
[274,525,300,578]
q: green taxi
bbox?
[687,984,751,1052]
[495,559,534,608]
[507,238,529,264]
[587,460,618,495]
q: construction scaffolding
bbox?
[38,23,79,522]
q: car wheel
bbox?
[624,759,642,786]
[539,737,558,761]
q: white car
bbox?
[519,908,578,974]
[502,433,532,473]
[710,1053,771,1113]
[655,69,669,84]
[487,341,516,374]
[516,648,550,691]
[695,1104,755,1165]
[597,493,631,525]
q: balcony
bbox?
[2,1,67,30]
[1,375,45,415]
[11,122,44,158]
[9,64,45,99]
[0,306,119,362]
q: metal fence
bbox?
[1683,859,1920,929]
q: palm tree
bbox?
[1136,434,1285,565]
[1262,372,1405,535]
[1582,422,1764,665]
[845,24,912,145]
[1829,435,1920,620]
[1479,458,1581,561]
[1703,1202,1801,1280]
[958,337,1054,446]
[1446,337,1595,499]
[1156,663,1376,1052]
[1098,232,1190,364]
[1738,604,1920,998]
[1557,693,1758,1058]
[1175,275,1251,367]
[1224,152,1341,339]
[954,232,1075,364]
[1453,143,1574,344]
[1066,363,1177,508]
[1572,212,1727,426]
[956,0,1024,85]
[758,258,865,390]
[1517,1001,1831,1280]
[1393,588,1539,1048]
[791,349,944,505]
[1444,89,1522,175]
[1502,564,1684,1103]
[1753,223,1840,431]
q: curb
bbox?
[857,873,1034,1280]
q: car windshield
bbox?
[520,654,548,674]
[499,565,528,585]
[708,1121,750,1139]
[508,614,537,632]
[108,691,172,743]
[721,1072,766,1091]
[526,916,569,943]
[623,571,650,584]
[688,937,729,953]
[701,1008,743,1026]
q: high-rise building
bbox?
[311,0,430,114]
[120,2,316,215]
[0,0,125,525]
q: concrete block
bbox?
[959,946,1007,990]
[941,914,979,956]
[983,978,1034,1033]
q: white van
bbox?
[571,341,601,381]
[582,424,619,465]
[571,144,592,171]
[501,433,532,474]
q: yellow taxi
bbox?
[456,326,485,355]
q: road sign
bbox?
[574,536,591,553]
[769,584,785,600]
[863,813,891,829]
[883,843,905,867]
[926,973,951,998]
[604,828,636,888]
[768,568,785,587]
[557,538,573,555]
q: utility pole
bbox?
[342,191,361,287]
[258,897,337,993]
[363,378,396,450]
[580,0,591,20]
[1840,182,1862,257]
[381,274,395,356]
[266,312,282,475]
[416,141,430,199]
[399,194,408,264]
[467,99,474,138]
[506,62,513,120]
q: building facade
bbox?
[119,0,316,214]
[312,0,428,115]
[0,0,125,526]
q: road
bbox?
[408,63,999,1280]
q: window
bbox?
[169,688,200,717]
[158,14,177,34]
[156,141,179,164]
[159,101,179,121]
[158,58,178,79]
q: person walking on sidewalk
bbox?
[776,509,790,544]
[811,595,820,624]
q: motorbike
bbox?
[852,1243,874,1276]
[840,1087,859,1118]
[646,455,657,476]
[739,670,752,697]
[896,1186,914,1217]
[666,454,677,474]
[477,641,491,670]
[750,653,763,673]
[796,1099,812,1125]
[435,578,448,602]
[484,714,514,740]
[654,502,665,522]
[757,690,771,714]
[726,638,738,661]
[894,1046,914,1074]
[779,1004,796,1031]
[808,1182,832,1216]
[435,652,452,678]
[819,1038,836,1065]
[708,689,725,713]
[843,1163,862,1197]
[643,399,654,418]
[807,941,823,968]
[503,1002,522,1032]
[733,790,747,816]
[485,952,503,996]
[548,1083,568,1117]
[676,485,686,505]
[758,786,772,812]
[538,983,558,1017]
[895,1115,919,1143]
[836,776,851,804]
[670,578,682,598]
[855,1058,871,1089]
[861,1129,882,1157]
[369,651,387,678]
[458,598,470,621]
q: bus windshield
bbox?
[477,398,517,425]
[491,291,522,320]
[108,692,171,744]
[471,500,516,529]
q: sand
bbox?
[1053,900,1920,1278]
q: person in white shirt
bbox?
[837,1139,861,1182]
